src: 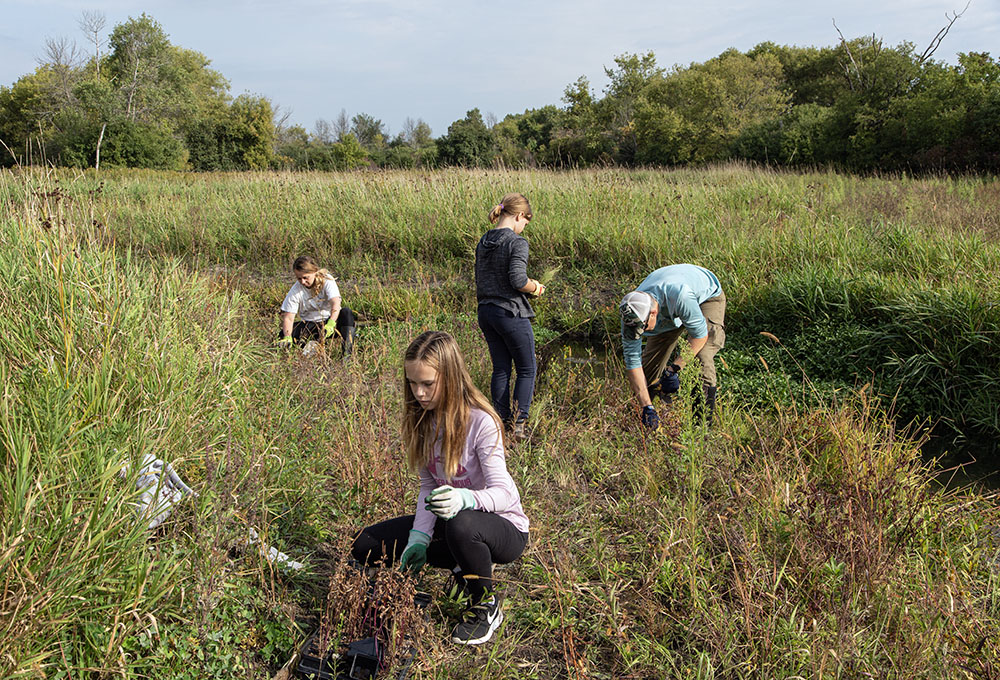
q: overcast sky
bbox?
[2,0,997,138]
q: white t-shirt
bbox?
[281,279,341,322]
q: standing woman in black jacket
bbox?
[475,193,545,440]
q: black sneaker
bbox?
[451,597,503,645]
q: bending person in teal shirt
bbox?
[618,264,727,430]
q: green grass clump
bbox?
[1,167,998,678]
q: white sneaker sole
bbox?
[452,609,503,645]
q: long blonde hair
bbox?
[402,331,501,480]
[293,255,333,297]
[487,192,532,225]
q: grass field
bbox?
[1,165,998,678]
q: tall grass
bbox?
[2,165,996,433]
[1,166,998,678]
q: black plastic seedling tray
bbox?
[297,634,381,680]
[297,591,431,680]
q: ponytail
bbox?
[487,192,531,225]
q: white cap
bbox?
[619,291,654,339]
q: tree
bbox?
[350,113,385,150]
[635,49,790,164]
[99,119,185,169]
[330,133,368,169]
[313,118,334,144]
[550,76,613,166]
[400,117,433,149]
[41,36,82,107]
[436,109,495,167]
[732,103,834,165]
[333,109,350,141]
[226,94,275,169]
[493,106,565,167]
[77,11,107,80]
[106,15,171,122]
[598,52,665,163]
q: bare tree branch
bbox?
[333,109,350,142]
[77,10,107,79]
[314,119,333,144]
[272,104,293,132]
[918,1,970,63]
[833,19,862,92]
[41,36,82,105]
[401,117,416,146]
[42,35,81,68]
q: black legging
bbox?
[279,307,355,346]
[351,511,528,602]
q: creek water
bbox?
[538,338,611,380]
[922,433,1000,491]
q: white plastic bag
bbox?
[119,453,197,530]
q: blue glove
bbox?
[640,405,660,430]
[400,529,431,572]
[426,485,476,520]
[659,364,681,394]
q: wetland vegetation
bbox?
[1,165,998,678]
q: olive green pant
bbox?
[641,293,727,389]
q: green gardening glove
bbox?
[277,335,294,347]
[324,318,338,339]
[400,529,431,573]
[425,485,476,520]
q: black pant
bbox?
[477,304,536,423]
[280,307,355,346]
[351,512,528,602]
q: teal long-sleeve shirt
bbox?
[621,264,723,370]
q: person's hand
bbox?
[276,335,294,348]
[426,485,476,520]
[659,365,681,394]
[527,280,544,298]
[400,529,431,572]
[324,318,339,339]
[640,405,660,430]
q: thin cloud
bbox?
[1,0,995,135]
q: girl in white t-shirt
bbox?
[277,255,356,357]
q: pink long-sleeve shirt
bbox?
[412,408,529,536]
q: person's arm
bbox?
[626,367,654,408]
[507,239,544,296]
[279,286,301,338]
[674,335,708,371]
[401,466,437,571]
[621,331,647,402]
[622,330,659,427]
[280,311,295,337]
[672,288,708,369]
[328,296,342,326]
[321,280,344,337]
[467,417,521,513]
[412,466,438,536]
[518,280,544,296]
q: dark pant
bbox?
[280,307,356,346]
[351,512,528,602]
[477,305,536,423]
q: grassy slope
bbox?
[1,166,998,679]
